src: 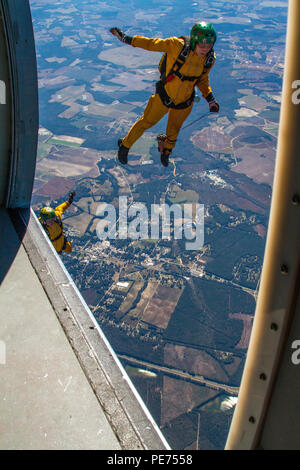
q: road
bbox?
[149,257,256,298]
[118,353,239,396]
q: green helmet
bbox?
[190,22,217,50]
[40,206,55,221]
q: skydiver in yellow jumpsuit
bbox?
[110,22,219,167]
[39,192,75,254]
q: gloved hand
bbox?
[110,27,132,45]
[68,191,76,204]
[209,100,219,112]
[205,92,219,113]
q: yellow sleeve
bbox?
[131,35,183,54]
[55,200,70,216]
[196,55,216,99]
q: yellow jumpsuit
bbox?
[39,201,72,253]
[122,35,215,151]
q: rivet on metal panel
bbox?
[292,194,300,205]
[280,264,289,275]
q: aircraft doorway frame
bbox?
[0,0,38,209]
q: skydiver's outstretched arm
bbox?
[110,28,181,54]
[55,192,76,215]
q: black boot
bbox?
[118,139,129,164]
[161,149,171,167]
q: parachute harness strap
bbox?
[164,111,211,148]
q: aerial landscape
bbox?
[30,0,288,449]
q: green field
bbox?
[37,142,53,160]
[48,137,82,148]
[168,188,199,204]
